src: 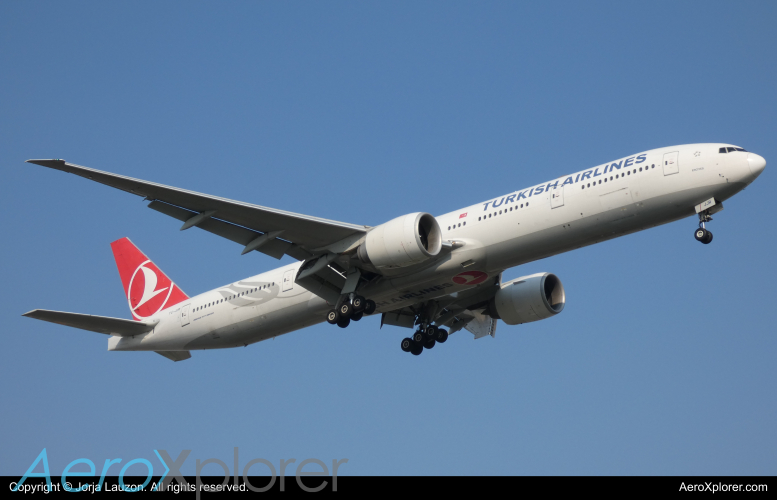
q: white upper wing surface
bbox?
[27,159,370,260]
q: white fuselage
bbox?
[109,143,763,353]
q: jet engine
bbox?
[357,213,443,269]
[489,273,565,325]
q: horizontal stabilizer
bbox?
[23,309,157,337]
[155,350,191,362]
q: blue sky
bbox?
[1,1,775,475]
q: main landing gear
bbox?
[326,295,376,328]
[694,211,714,244]
[400,325,449,356]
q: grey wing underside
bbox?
[26,159,370,260]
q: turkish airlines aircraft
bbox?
[23,144,765,361]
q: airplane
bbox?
[22,143,766,361]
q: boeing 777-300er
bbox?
[23,144,766,361]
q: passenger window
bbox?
[639,167,642,171]
[604,178,607,182]
[526,202,529,206]
[448,226,450,230]
[458,223,461,227]
[463,221,466,226]
[652,164,655,168]
[520,204,524,207]
[478,217,481,221]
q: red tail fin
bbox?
[110,237,189,321]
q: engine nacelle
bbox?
[358,213,443,269]
[489,273,565,325]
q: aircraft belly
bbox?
[486,183,742,271]
[183,291,328,350]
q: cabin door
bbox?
[663,151,679,176]
[180,305,190,326]
[282,269,295,292]
[550,184,565,208]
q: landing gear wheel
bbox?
[351,296,365,313]
[401,337,413,352]
[351,312,363,322]
[436,329,449,343]
[326,309,339,325]
[695,228,713,244]
[410,343,423,356]
[363,300,377,315]
[424,325,438,341]
[336,317,350,328]
[412,331,425,344]
[339,302,353,319]
[424,339,436,349]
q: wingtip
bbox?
[26,159,66,167]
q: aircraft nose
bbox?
[747,153,766,178]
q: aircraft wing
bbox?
[27,159,370,260]
[23,309,157,337]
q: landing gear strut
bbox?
[695,211,714,244]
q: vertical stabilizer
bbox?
[110,237,189,321]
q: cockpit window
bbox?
[719,147,727,153]
[720,147,748,153]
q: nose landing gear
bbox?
[693,199,723,245]
[694,211,714,244]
